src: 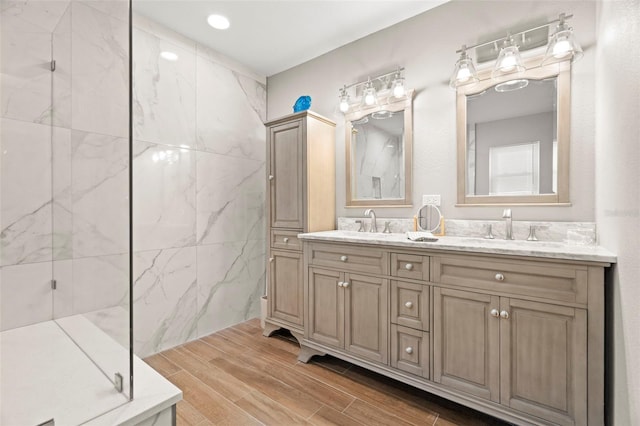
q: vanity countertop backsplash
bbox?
[315,218,616,263]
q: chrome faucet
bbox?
[364,209,377,233]
[502,208,514,240]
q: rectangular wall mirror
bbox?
[346,91,413,207]
[457,60,571,205]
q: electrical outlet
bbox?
[422,194,441,206]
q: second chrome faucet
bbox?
[502,208,514,240]
[364,209,377,233]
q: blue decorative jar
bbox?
[293,96,311,112]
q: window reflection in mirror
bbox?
[346,92,413,207]
[467,78,557,197]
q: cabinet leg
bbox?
[262,322,280,337]
[298,344,326,363]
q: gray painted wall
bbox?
[267,0,597,222]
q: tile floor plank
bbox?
[146,319,508,426]
[165,370,260,425]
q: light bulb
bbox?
[339,99,349,113]
[392,81,405,98]
[500,53,517,71]
[364,92,376,105]
[456,66,471,82]
[552,39,572,58]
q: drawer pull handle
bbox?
[405,263,414,271]
[268,175,274,181]
[490,308,500,318]
[340,255,348,262]
[283,237,289,243]
[405,347,413,354]
[495,273,505,281]
[269,257,274,263]
[500,310,510,319]
[404,301,413,309]
[342,282,350,288]
[337,281,344,287]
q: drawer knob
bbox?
[405,263,414,271]
[340,255,348,262]
[283,237,289,243]
[342,282,350,288]
[495,273,505,281]
[269,257,274,263]
[268,175,274,181]
[405,347,413,354]
[337,281,343,287]
[404,301,413,309]
[490,308,500,318]
[500,310,510,319]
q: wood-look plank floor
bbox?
[144,319,509,426]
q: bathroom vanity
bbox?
[295,231,615,426]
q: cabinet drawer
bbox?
[391,280,429,331]
[271,229,302,251]
[307,243,388,275]
[432,255,588,304]
[391,325,429,379]
[391,253,429,281]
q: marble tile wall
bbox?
[129,16,266,357]
[1,0,130,333]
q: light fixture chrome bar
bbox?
[455,13,573,54]
[341,67,405,91]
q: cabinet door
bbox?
[307,268,344,348]
[269,120,304,229]
[433,287,500,402]
[500,298,587,426]
[269,250,303,327]
[344,273,388,364]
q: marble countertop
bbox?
[298,231,617,263]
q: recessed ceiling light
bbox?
[160,51,178,61]
[207,14,230,30]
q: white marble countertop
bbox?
[298,230,617,263]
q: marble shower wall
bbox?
[130,15,266,357]
[1,1,130,332]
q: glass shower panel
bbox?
[0,0,133,424]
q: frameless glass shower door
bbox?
[1,0,133,424]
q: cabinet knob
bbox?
[269,257,274,262]
[490,308,500,318]
[340,255,348,262]
[405,347,413,354]
[342,282,350,288]
[495,273,505,281]
[405,263,414,271]
[404,301,413,309]
[500,310,510,319]
[268,175,274,181]
[337,281,343,287]
[283,237,289,243]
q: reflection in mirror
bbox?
[417,204,442,233]
[346,92,413,207]
[467,78,557,196]
[457,60,570,205]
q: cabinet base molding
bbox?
[263,318,304,347]
[299,339,559,426]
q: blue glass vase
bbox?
[293,95,311,112]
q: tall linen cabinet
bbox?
[263,111,336,340]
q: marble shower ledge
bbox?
[298,231,616,264]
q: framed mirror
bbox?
[456,60,571,205]
[345,91,413,207]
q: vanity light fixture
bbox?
[542,13,583,65]
[207,14,230,30]
[337,67,406,113]
[450,13,583,89]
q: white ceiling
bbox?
[133,0,449,77]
